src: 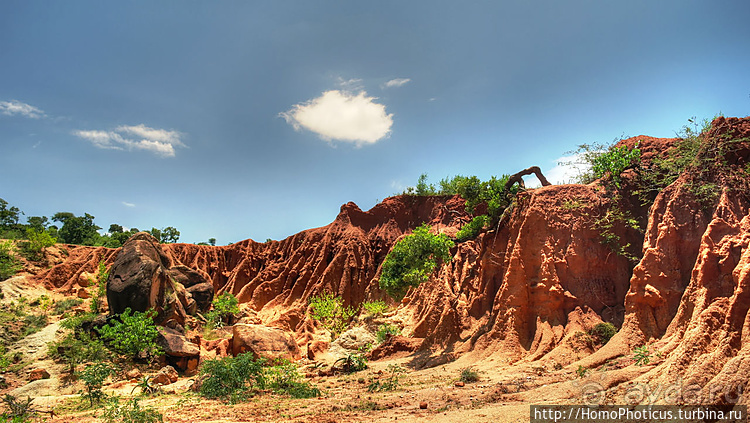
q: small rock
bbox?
[152,365,179,385]
[454,381,465,387]
[419,401,428,409]
[29,368,50,381]
[77,288,90,299]
[358,377,365,384]
[126,369,143,380]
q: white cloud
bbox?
[122,201,136,208]
[73,124,185,158]
[337,77,364,90]
[281,90,393,145]
[383,78,411,88]
[0,100,46,119]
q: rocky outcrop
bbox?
[231,324,301,361]
[31,116,750,405]
[106,232,212,327]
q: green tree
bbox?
[52,212,101,245]
[0,199,21,229]
[208,237,216,246]
[379,224,454,299]
[26,216,49,232]
[160,226,180,243]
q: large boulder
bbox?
[106,232,213,327]
[157,326,200,373]
[167,265,213,313]
[231,324,300,361]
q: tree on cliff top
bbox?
[379,223,454,300]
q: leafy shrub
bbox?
[199,352,267,402]
[633,346,651,366]
[97,308,162,360]
[78,362,116,407]
[102,396,163,423]
[588,322,617,345]
[361,300,388,317]
[1,394,40,422]
[205,292,240,328]
[308,291,356,340]
[455,215,489,242]
[0,241,21,281]
[334,353,368,373]
[379,224,454,300]
[266,360,321,398]
[459,367,480,383]
[19,228,56,261]
[375,323,400,344]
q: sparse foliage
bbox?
[205,292,239,328]
[308,291,356,340]
[78,362,116,407]
[459,367,480,383]
[367,364,404,392]
[361,300,388,317]
[633,345,651,366]
[334,353,368,373]
[0,241,21,281]
[102,396,163,423]
[375,323,400,344]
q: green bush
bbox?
[375,323,401,344]
[308,291,356,340]
[19,228,56,261]
[588,322,617,345]
[361,300,388,317]
[102,397,163,423]
[0,241,21,281]
[205,292,240,328]
[199,352,267,403]
[334,353,368,373]
[455,215,489,242]
[97,308,162,360]
[266,360,321,398]
[379,224,454,300]
[459,367,480,383]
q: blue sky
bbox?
[1,1,749,244]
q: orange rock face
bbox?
[34,116,750,405]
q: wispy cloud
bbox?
[122,201,136,208]
[73,124,186,157]
[0,99,46,119]
[383,78,411,88]
[281,90,393,145]
[337,77,364,90]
